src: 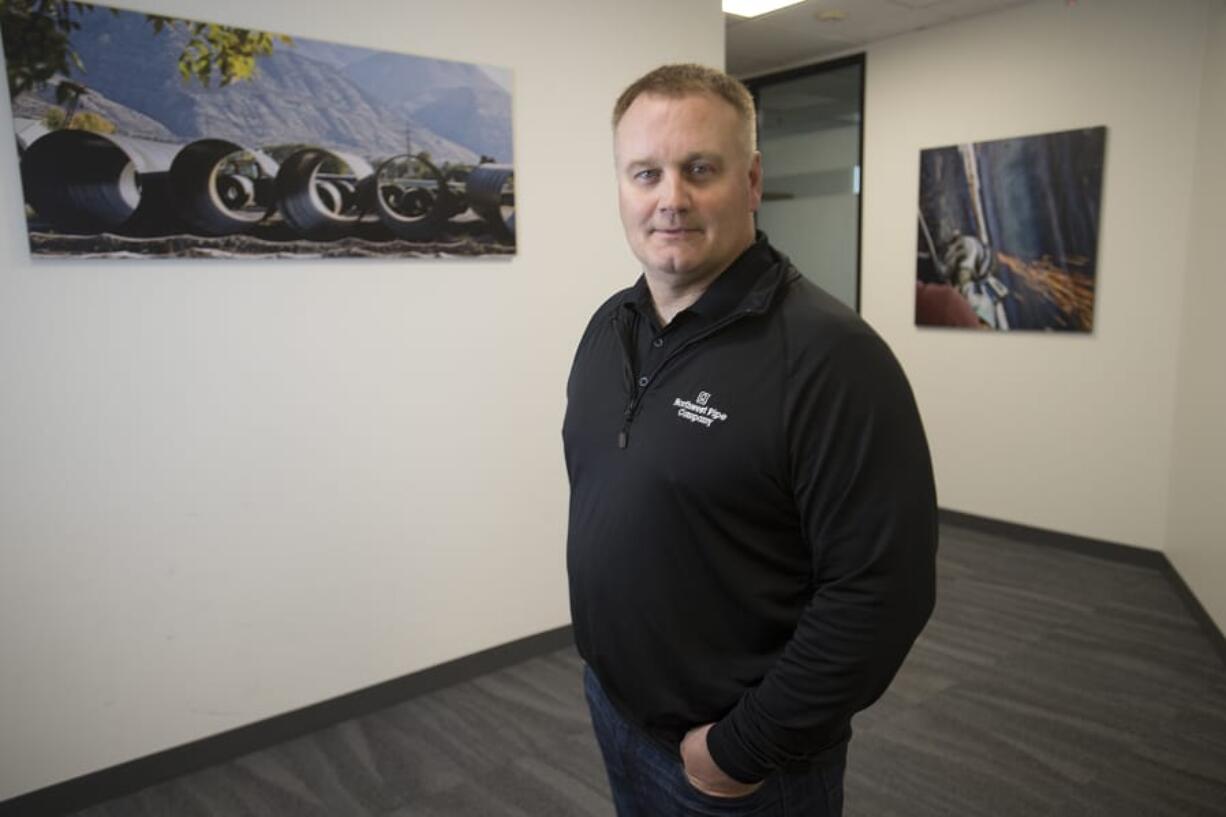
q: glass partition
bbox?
[749,56,864,311]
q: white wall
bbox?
[859,0,1212,549]
[1167,1,1226,629]
[0,0,723,799]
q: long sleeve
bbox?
[706,327,939,783]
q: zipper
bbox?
[615,307,759,449]
[613,310,640,449]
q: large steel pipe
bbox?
[168,139,279,236]
[465,163,515,241]
[13,118,49,210]
[274,149,375,240]
[20,129,181,234]
[372,153,462,241]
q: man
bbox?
[564,64,938,816]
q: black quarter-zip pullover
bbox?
[564,235,938,784]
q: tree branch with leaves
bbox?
[1,0,291,120]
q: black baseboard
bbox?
[1159,557,1226,672]
[0,625,575,817]
[939,508,1226,670]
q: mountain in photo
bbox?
[55,8,481,163]
[342,51,514,162]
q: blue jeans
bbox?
[584,665,845,816]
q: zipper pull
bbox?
[618,402,635,449]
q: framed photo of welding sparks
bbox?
[2,1,514,259]
[915,127,1106,331]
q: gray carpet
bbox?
[72,523,1226,816]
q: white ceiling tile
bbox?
[889,0,950,9]
[729,0,1039,76]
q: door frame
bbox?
[744,53,867,313]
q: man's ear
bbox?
[747,151,763,213]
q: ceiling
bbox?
[727,0,1036,79]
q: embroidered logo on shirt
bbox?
[673,391,728,428]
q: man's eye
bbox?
[687,163,715,177]
[634,169,660,182]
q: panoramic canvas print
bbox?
[915,127,1106,331]
[2,1,514,259]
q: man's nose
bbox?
[657,171,691,214]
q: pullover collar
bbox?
[621,232,789,329]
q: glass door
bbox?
[748,55,864,311]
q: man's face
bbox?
[613,92,763,288]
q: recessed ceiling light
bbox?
[723,0,806,18]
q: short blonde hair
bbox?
[612,63,757,152]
